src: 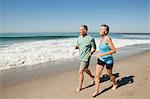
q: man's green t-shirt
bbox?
[76,35,96,61]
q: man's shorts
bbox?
[80,58,90,70]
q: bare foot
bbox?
[111,84,117,90]
[75,87,82,93]
[90,80,95,85]
[91,92,98,97]
[90,76,95,84]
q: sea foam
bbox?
[0,38,150,70]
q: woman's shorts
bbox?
[97,58,113,69]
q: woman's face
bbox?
[100,26,107,36]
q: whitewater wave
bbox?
[0,38,150,70]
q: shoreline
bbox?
[0,42,150,71]
[0,49,150,99]
[0,43,150,88]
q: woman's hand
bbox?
[96,53,104,59]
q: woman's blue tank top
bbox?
[98,36,114,64]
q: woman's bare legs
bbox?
[92,65,104,96]
[106,69,117,90]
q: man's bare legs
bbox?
[76,69,84,92]
[76,68,94,92]
[84,68,95,84]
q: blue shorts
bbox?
[97,58,113,69]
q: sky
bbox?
[1,0,149,33]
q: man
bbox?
[75,25,96,92]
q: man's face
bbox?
[80,27,86,36]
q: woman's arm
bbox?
[104,37,116,55]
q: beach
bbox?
[1,0,149,98]
[0,33,150,99]
[0,45,150,99]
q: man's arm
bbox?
[75,38,79,49]
[89,38,97,56]
[89,48,96,57]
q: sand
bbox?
[0,50,150,99]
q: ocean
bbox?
[0,32,150,70]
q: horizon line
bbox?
[1,32,150,34]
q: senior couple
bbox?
[75,24,117,97]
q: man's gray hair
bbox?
[81,25,88,31]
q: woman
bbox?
[92,24,117,97]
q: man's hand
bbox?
[88,53,92,58]
[75,46,79,49]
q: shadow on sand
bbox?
[93,75,135,97]
[82,73,119,90]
